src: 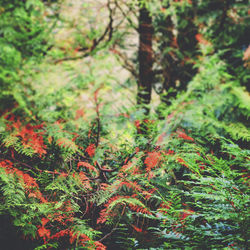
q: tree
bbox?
[137,3,154,115]
[0,0,48,114]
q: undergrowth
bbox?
[0,51,249,249]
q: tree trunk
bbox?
[137,6,153,115]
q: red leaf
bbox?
[85,144,96,157]
[77,162,99,175]
[41,217,49,226]
[37,227,50,238]
[177,130,194,141]
[195,33,210,45]
[144,151,161,171]
[131,224,143,233]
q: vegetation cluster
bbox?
[0,0,249,249]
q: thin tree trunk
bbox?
[137,6,153,115]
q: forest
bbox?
[0,0,249,249]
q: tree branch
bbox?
[111,48,138,79]
[53,0,116,64]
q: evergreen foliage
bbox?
[0,0,249,249]
[0,0,49,113]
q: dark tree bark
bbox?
[156,2,198,107]
[137,6,154,115]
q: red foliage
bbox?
[94,241,107,250]
[177,158,188,168]
[37,226,51,239]
[75,108,85,120]
[0,160,47,203]
[119,161,142,176]
[75,171,92,190]
[131,224,143,233]
[180,209,194,221]
[144,151,161,172]
[0,160,98,247]
[129,202,152,215]
[77,161,99,176]
[135,147,140,153]
[41,217,49,226]
[134,119,154,133]
[195,33,211,45]
[69,230,90,245]
[1,117,106,248]
[124,157,129,164]
[97,196,121,224]
[142,188,156,200]
[85,143,96,157]
[199,165,205,170]
[160,202,171,211]
[134,120,141,133]
[57,137,77,150]
[50,229,69,240]
[4,116,47,157]
[165,149,175,155]
[117,180,143,192]
[50,228,106,249]
[243,45,250,61]
[18,124,47,156]
[116,113,129,118]
[177,130,194,141]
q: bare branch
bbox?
[53,0,116,64]
[114,0,138,32]
[111,48,138,79]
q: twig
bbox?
[94,89,101,148]
[53,0,116,64]
[111,48,138,79]
[114,0,138,32]
[96,161,116,173]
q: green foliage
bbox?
[1,52,249,249]
[157,53,250,144]
[145,53,250,249]
[0,1,249,249]
[0,0,48,112]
